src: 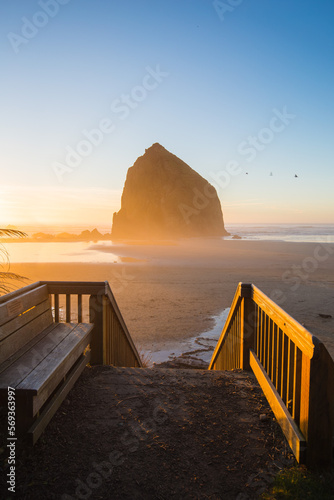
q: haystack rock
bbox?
[111,143,228,240]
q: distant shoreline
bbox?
[1,228,112,244]
[9,239,334,365]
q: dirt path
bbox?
[1,366,294,499]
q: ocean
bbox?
[225,223,334,243]
[2,223,334,263]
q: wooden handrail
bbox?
[0,281,43,304]
[16,281,143,368]
[252,285,315,358]
[209,284,243,371]
[103,281,142,367]
[209,282,334,468]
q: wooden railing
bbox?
[39,281,142,368]
[209,283,334,468]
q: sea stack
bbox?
[111,143,228,240]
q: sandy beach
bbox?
[9,239,334,361]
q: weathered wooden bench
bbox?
[0,283,93,444]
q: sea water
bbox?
[3,224,334,263]
[144,308,230,366]
[225,223,334,243]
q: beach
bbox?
[10,239,334,362]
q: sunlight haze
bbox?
[1,1,333,226]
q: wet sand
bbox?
[10,239,334,360]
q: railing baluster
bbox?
[276,328,282,396]
[78,294,82,323]
[209,282,334,467]
[280,331,285,400]
[268,318,272,381]
[66,294,71,322]
[271,321,275,384]
[54,294,59,322]
[264,313,268,371]
[259,310,263,364]
[234,306,241,368]
[286,338,292,413]
[256,305,260,357]
[283,333,290,405]
[292,346,302,423]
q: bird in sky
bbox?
[295,174,298,178]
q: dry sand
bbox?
[10,239,334,360]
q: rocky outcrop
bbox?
[111,143,228,240]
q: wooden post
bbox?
[300,340,334,467]
[89,293,104,365]
[240,283,255,371]
[16,392,34,437]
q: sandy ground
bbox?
[10,239,334,360]
[5,366,294,499]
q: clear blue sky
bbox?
[1,0,333,227]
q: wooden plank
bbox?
[209,288,243,370]
[17,323,92,392]
[89,294,104,364]
[259,309,263,365]
[303,341,334,467]
[0,282,42,305]
[31,327,92,415]
[78,295,82,323]
[287,341,295,415]
[0,323,58,382]
[263,312,267,371]
[292,347,302,425]
[250,349,307,463]
[269,318,273,382]
[41,281,105,295]
[0,299,52,346]
[299,352,311,441]
[103,296,108,365]
[271,322,277,387]
[281,333,289,405]
[105,282,142,367]
[252,286,315,358]
[66,295,71,322]
[0,299,51,342]
[54,294,59,322]
[276,328,283,396]
[0,285,49,325]
[254,304,259,356]
[28,353,90,445]
[0,309,54,365]
[0,322,81,389]
[15,391,34,435]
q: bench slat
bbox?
[31,325,93,414]
[0,322,60,378]
[0,285,49,325]
[0,298,51,343]
[28,353,90,445]
[16,323,92,402]
[0,282,95,444]
[0,323,83,389]
[0,309,54,365]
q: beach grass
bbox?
[261,465,334,499]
